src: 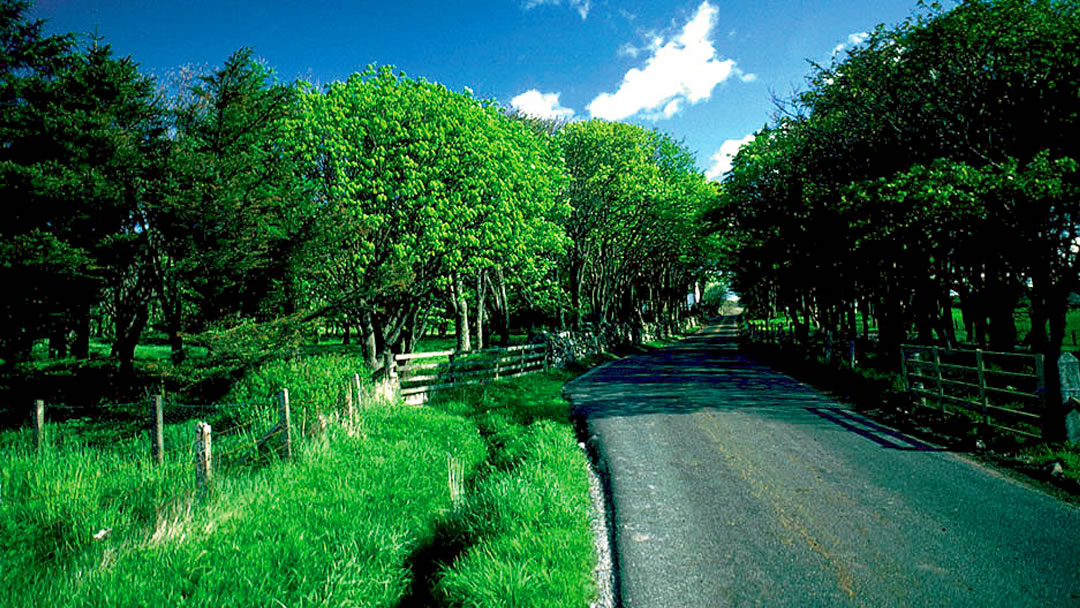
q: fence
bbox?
[24,390,299,500]
[395,343,549,405]
[901,345,1046,439]
[741,320,1050,440]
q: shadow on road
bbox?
[568,318,941,452]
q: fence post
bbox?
[1036,354,1048,438]
[494,347,503,379]
[34,399,44,451]
[152,395,165,465]
[195,421,212,498]
[975,350,989,427]
[278,389,292,459]
[353,373,362,414]
[933,348,945,414]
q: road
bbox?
[566,319,1080,607]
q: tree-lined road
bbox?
[567,319,1080,607]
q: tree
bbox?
[294,67,567,365]
[153,48,307,362]
[0,0,165,373]
[715,0,1080,436]
[557,120,714,329]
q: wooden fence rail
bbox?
[900,344,1046,439]
[396,343,549,404]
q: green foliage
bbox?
[291,67,569,358]
[0,403,488,607]
[1,2,165,367]
[557,119,716,326]
[157,48,308,333]
[717,0,1080,370]
[1,358,598,607]
[225,350,366,425]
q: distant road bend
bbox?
[567,318,1080,607]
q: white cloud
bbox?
[832,31,869,56]
[510,90,576,120]
[705,133,754,181]
[523,0,591,20]
[587,2,753,121]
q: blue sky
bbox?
[32,0,927,178]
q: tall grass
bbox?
[0,354,599,607]
[431,372,597,608]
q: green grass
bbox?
[0,353,599,607]
[430,372,597,608]
[946,306,1080,351]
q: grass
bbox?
[430,371,597,608]
[0,351,599,607]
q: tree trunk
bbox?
[360,309,377,369]
[570,263,584,329]
[474,271,486,351]
[1044,286,1068,441]
[112,300,148,377]
[50,320,68,359]
[73,300,91,360]
[451,271,471,352]
[494,266,511,346]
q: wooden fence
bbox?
[900,344,1046,438]
[396,343,549,405]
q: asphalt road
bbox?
[566,319,1080,607]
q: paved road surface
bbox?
[567,319,1080,607]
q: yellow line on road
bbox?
[693,409,861,603]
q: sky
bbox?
[31,0,928,179]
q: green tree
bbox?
[294,67,567,365]
[557,120,714,329]
[1,1,165,373]
[153,48,306,362]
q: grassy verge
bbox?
[0,354,599,607]
[430,370,597,607]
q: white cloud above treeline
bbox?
[706,133,754,181]
[833,32,869,56]
[510,90,576,120]
[523,0,591,20]
[587,1,754,121]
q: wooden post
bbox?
[933,348,945,414]
[278,389,292,459]
[195,421,212,498]
[152,395,165,465]
[975,350,989,426]
[353,373,362,415]
[34,400,44,451]
[494,347,503,379]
